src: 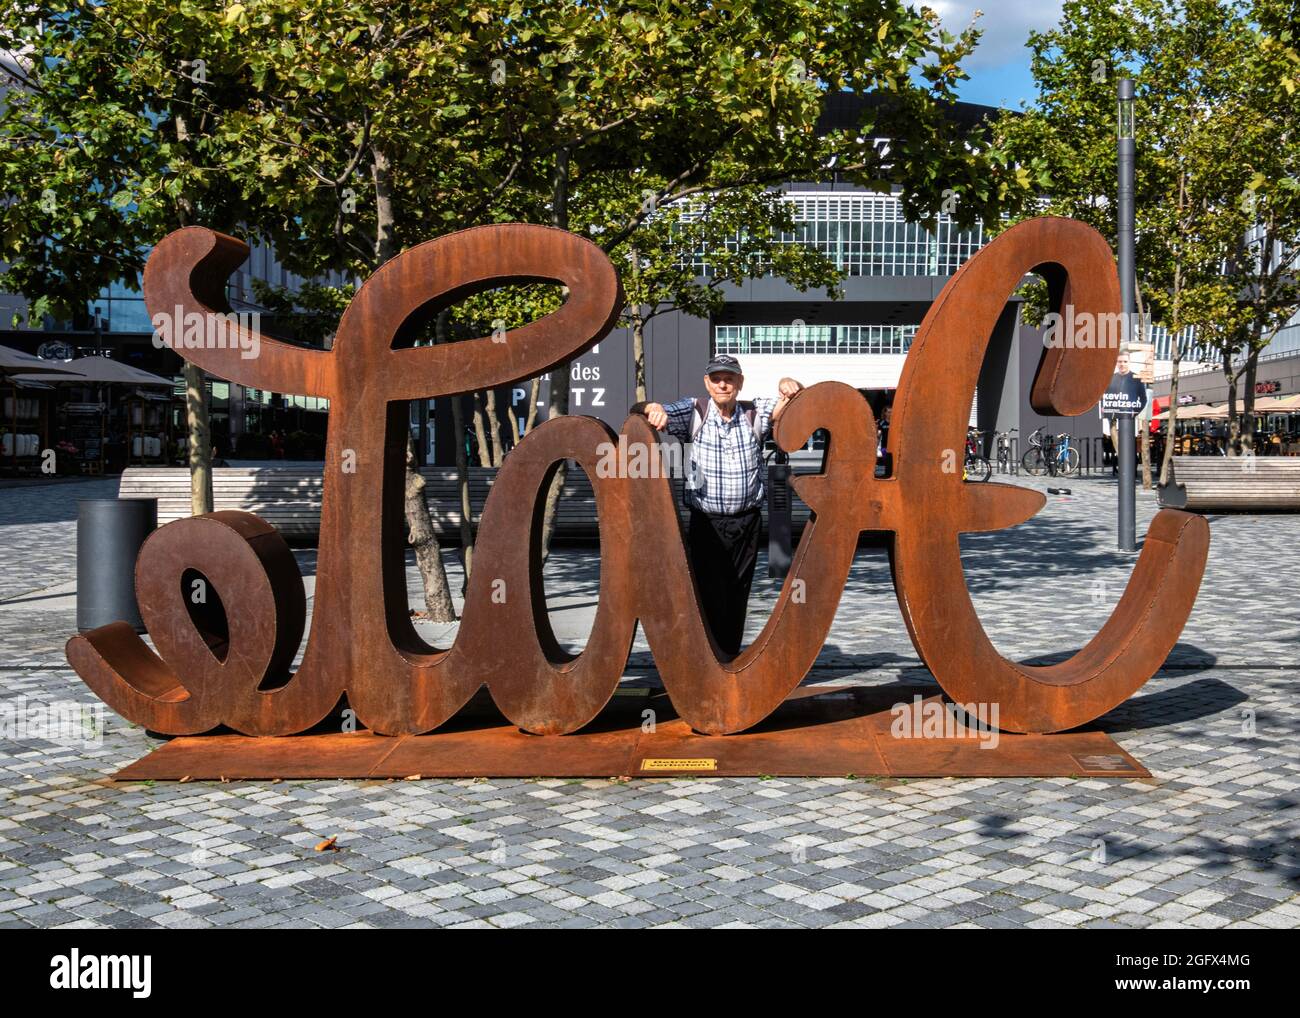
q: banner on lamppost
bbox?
[1101,350,1149,417]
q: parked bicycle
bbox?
[964,427,992,482]
[1022,426,1080,477]
[994,427,1018,474]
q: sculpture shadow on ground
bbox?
[972,817,1299,887]
[1018,639,1214,671]
[0,477,116,527]
[276,539,1226,744]
[1086,673,1247,732]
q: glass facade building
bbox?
[776,192,986,277]
[688,190,986,279]
[701,190,979,392]
[1262,319,1300,360]
[715,323,918,356]
[1150,325,1206,363]
[86,279,154,334]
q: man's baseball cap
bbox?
[704,354,743,375]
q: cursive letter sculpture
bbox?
[67,217,1208,739]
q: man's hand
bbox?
[643,402,668,431]
[772,378,804,423]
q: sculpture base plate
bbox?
[112,684,1149,781]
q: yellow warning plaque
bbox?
[640,758,717,772]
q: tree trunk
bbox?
[1225,366,1239,456]
[183,360,213,515]
[373,143,457,611]
[1242,352,1258,455]
[173,109,213,516]
[452,394,475,584]
[524,377,541,436]
[629,244,648,403]
[633,314,647,404]
[1135,286,1152,488]
[439,312,476,589]
[539,394,570,560]
[1159,370,1179,486]
[1158,305,1183,486]
[1158,173,1187,489]
[371,146,398,265]
[1244,225,1279,456]
[485,388,506,465]
[539,146,572,561]
[471,391,492,466]
[405,433,456,621]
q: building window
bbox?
[1150,324,1204,362]
[714,324,918,355]
[685,191,985,278]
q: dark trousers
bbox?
[688,506,762,656]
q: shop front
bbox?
[1153,352,1300,454]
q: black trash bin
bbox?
[77,497,157,633]
[766,452,793,580]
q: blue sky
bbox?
[929,1,1066,111]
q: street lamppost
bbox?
[1117,77,1137,552]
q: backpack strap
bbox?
[691,398,761,443]
[691,397,707,441]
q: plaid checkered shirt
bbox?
[662,396,779,514]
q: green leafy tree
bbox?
[441,181,844,465]
[1215,0,1300,452]
[991,0,1295,485]
[0,1,266,511]
[6,1,1040,612]
[475,1,1032,552]
[219,0,1033,570]
[222,2,552,613]
[250,279,354,346]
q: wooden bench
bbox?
[119,465,815,540]
[1158,455,1300,512]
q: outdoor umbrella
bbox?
[1152,403,1221,421]
[0,344,81,382]
[9,355,174,387]
[1252,393,1300,413]
[1187,394,1300,419]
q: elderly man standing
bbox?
[632,354,803,656]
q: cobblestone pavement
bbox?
[0,473,1295,929]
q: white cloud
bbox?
[926,1,1065,71]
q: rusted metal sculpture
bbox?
[67,217,1209,752]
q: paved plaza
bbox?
[0,473,1296,929]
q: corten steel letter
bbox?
[885,217,1209,731]
[66,216,1208,742]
